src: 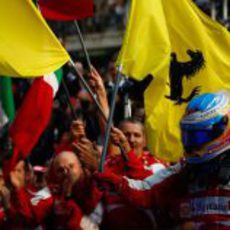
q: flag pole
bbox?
[99,65,123,172]
[74,20,92,70]
[223,0,228,22]
[210,0,216,20]
[71,24,128,161]
[33,0,77,121]
[72,21,108,120]
[69,59,107,121]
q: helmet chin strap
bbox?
[186,130,230,164]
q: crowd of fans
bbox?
[0,1,229,229]
[1,62,230,229]
[10,52,150,166]
[0,63,169,229]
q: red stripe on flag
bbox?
[9,78,53,160]
[39,0,93,21]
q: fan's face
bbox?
[120,121,146,156]
[54,152,82,184]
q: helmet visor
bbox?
[181,116,228,151]
[181,129,214,149]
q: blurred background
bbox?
[47,0,230,62]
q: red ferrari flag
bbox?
[39,0,93,21]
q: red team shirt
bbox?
[112,161,230,229]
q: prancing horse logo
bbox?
[165,49,205,104]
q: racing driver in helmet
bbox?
[96,91,230,230]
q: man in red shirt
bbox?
[71,67,167,229]
[49,151,100,230]
[99,121,166,230]
[73,119,166,229]
[118,118,167,173]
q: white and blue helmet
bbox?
[180,91,230,162]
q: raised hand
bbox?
[73,138,99,173]
[94,168,123,186]
[10,160,26,189]
[110,127,131,154]
[89,66,109,119]
[89,66,107,96]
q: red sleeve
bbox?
[11,188,53,226]
[12,188,34,222]
[125,149,153,179]
[73,176,103,214]
[53,197,83,230]
[115,177,154,208]
[30,196,53,223]
[66,200,83,230]
[116,166,180,208]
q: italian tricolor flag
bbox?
[8,70,62,169]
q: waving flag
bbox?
[118,0,230,162]
[0,0,69,77]
[8,71,62,170]
[117,0,170,80]
[39,0,94,21]
[10,72,62,158]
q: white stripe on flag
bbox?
[0,102,8,129]
[43,72,59,97]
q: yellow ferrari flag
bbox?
[116,0,171,80]
[0,0,69,77]
[118,0,230,162]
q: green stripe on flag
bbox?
[55,68,63,84]
[0,77,15,122]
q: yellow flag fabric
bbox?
[0,0,69,77]
[118,0,230,162]
[116,0,171,80]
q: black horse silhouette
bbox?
[165,49,205,104]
